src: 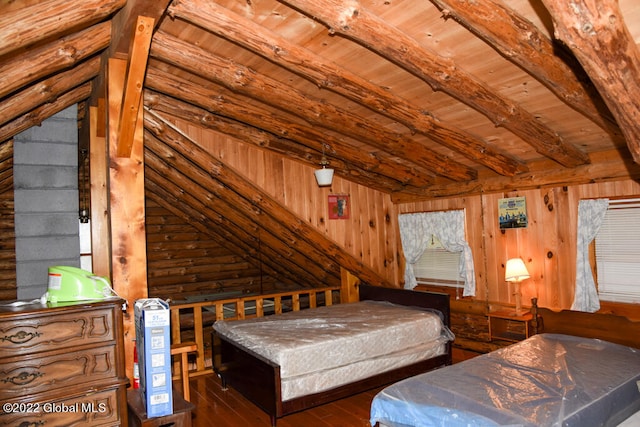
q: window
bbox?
[398,209,475,296]
[414,235,462,288]
[594,198,640,303]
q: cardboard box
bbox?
[134,299,173,417]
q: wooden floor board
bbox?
[182,374,380,427]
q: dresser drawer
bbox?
[0,306,116,355]
[0,386,124,426]
[0,345,119,399]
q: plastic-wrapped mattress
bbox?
[213,300,453,400]
[370,333,640,427]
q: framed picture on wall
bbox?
[498,196,528,229]
[328,194,350,219]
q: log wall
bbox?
[0,141,16,300]
[0,189,16,301]
[145,199,277,300]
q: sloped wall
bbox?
[145,199,277,301]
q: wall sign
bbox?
[498,196,528,229]
[328,194,350,219]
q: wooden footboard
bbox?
[214,334,283,418]
[213,284,451,426]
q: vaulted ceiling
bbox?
[2,0,640,199]
[2,0,640,289]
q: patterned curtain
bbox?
[398,210,476,296]
[571,198,609,312]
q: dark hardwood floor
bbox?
[179,374,381,427]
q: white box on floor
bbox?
[135,298,173,417]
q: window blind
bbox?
[414,235,462,287]
[595,198,640,303]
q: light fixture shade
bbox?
[314,167,334,186]
[505,258,530,282]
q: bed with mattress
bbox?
[212,284,453,426]
[370,333,640,427]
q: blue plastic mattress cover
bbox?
[370,333,640,427]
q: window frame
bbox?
[592,198,640,304]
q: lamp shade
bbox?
[505,258,530,282]
[314,167,334,186]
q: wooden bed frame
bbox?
[212,284,451,426]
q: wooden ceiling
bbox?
[2,0,640,291]
[2,0,640,200]
[2,0,640,204]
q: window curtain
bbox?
[571,198,609,312]
[398,210,476,296]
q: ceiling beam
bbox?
[143,90,418,192]
[0,22,110,99]
[429,0,621,141]
[0,83,92,143]
[143,67,433,189]
[117,15,154,158]
[0,56,101,127]
[168,0,526,177]
[392,149,640,202]
[541,0,640,164]
[150,31,477,182]
[0,0,124,58]
[280,0,591,168]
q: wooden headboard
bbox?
[537,306,640,349]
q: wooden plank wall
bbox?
[150,121,640,314]
[399,180,640,312]
[145,199,277,300]
[173,120,401,285]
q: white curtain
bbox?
[571,198,609,312]
[398,210,476,296]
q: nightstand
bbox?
[488,310,534,342]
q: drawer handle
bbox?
[1,330,42,344]
[2,371,44,386]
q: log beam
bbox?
[0,83,92,143]
[541,0,640,164]
[144,165,330,290]
[392,148,640,202]
[0,0,124,58]
[168,0,525,177]
[143,132,340,286]
[429,0,621,140]
[280,0,590,168]
[0,22,111,99]
[0,56,101,127]
[150,31,477,182]
[144,58,432,189]
[117,15,154,158]
[143,90,414,192]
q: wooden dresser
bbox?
[0,299,129,426]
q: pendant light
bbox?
[314,144,334,187]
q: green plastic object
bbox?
[46,266,114,303]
